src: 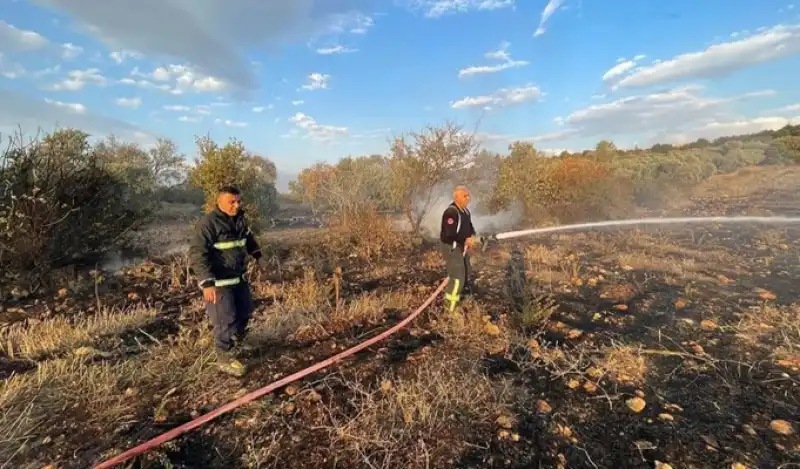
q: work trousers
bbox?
[441,243,471,312]
[205,281,254,352]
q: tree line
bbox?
[2,121,799,292]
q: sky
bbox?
[2,0,800,190]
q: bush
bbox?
[491,144,633,225]
[325,204,405,263]
[0,131,151,291]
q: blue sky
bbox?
[2,0,800,189]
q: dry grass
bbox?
[0,305,158,360]
[733,304,800,365]
[329,291,413,327]
[250,270,415,344]
[318,352,511,468]
[0,325,218,466]
[420,250,443,269]
[596,344,649,386]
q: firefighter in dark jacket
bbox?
[189,186,263,377]
[440,185,477,313]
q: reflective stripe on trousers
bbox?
[444,278,460,312]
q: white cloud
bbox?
[163,105,190,111]
[459,41,528,78]
[289,112,347,141]
[338,14,374,34]
[602,60,637,82]
[0,20,48,51]
[30,1,378,91]
[115,97,142,109]
[533,0,563,37]
[452,84,542,109]
[774,103,800,113]
[301,73,330,90]
[612,23,800,89]
[532,85,778,144]
[109,50,143,64]
[214,118,248,127]
[292,100,305,106]
[121,64,226,94]
[119,77,158,90]
[32,65,61,78]
[409,0,515,18]
[316,45,358,55]
[43,98,86,114]
[178,115,200,123]
[48,68,107,91]
[253,106,266,112]
[60,43,84,60]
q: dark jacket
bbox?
[440,202,476,247]
[189,207,262,289]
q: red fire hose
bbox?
[93,278,449,468]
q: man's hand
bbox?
[465,237,476,251]
[203,286,217,304]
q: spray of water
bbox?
[495,216,800,240]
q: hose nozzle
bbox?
[478,233,498,252]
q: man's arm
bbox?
[188,219,216,289]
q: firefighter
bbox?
[189,186,264,377]
[440,185,477,313]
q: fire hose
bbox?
[93,279,449,468]
[93,215,800,468]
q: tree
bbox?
[289,162,338,215]
[779,135,800,163]
[188,136,278,230]
[594,140,617,162]
[289,155,393,219]
[491,142,632,224]
[148,138,186,186]
[388,121,478,234]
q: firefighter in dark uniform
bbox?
[189,186,264,377]
[440,185,477,313]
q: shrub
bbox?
[0,130,151,291]
[325,204,405,263]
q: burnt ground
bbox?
[1,166,799,469]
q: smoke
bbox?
[417,184,523,238]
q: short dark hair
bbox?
[218,185,241,196]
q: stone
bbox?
[700,319,718,330]
[770,420,793,436]
[536,400,553,414]
[495,414,513,429]
[626,397,646,413]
